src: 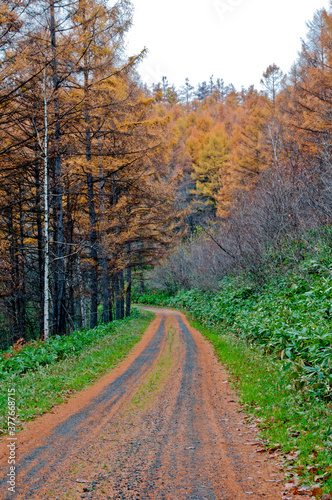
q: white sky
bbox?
[125,0,330,91]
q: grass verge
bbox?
[135,229,332,496]
[0,309,154,435]
[190,317,332,497]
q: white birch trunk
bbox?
[43,68,50,340]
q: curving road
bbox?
[0,308,288,499]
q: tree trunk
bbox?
[101,255,109,323]
[18,185,26,338]
[139,243,145,294]
[119,269,125,319]
[99,168,110,324]
[77,256,87,329]
[126,243,132,317]
[7,206,20,343]
[50,0,66,336]
[109,280,114,323]
[82,7,99,330]
[114,272,122,320]
[65,174,75,332]
[87,172,98,328]
[34,149,44,338]
[43,68,50,340]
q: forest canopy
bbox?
[0,0,332,349]
[0,0,179,347]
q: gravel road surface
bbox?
[0,308,296,499]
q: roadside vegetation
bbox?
[136,229,332,495]
[0,309,153,435]
[130,9,332,495]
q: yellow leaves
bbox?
[165,83,275,218]
[0,0,23,40]
[196,115,213,133]
[192,132,229,208]
[282,7,332,154]
[227,91,270,180]
[186,135,202,165]
[23,237,37,246]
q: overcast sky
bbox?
[125,0,330,91]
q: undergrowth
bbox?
[136,229,332,494]
[0,309,153,434]
[138,232,332,400]
[193,320,332,495]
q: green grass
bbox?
[0,309,154,434]
[136,229,332,495]
[128,325,176,412]
[138,235,332,399]
[190,319,332,495]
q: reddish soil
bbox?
[0,308,310,499]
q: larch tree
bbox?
[191,131,229,213]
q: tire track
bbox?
[0,308,288,500]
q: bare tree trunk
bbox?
[87,172,98,328]
[109,280,114,323]
[43,68,50,341]
[139,242,145,294]
[114,268,125,321]
[126,243,132,317]
[34,147,44,338]
[77,256,87,328]
[119,269,125,319]
[7,206,19,343]
[114,273,121,320]
[18,185,26,338]
[101,256,109,323]
[82,4,99,329]
[99,168,110,323]
[50,0,66,336]
[65,174,76,332]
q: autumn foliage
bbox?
[0,2,331,348]
[0,0,180,347]
[149,5,332,291]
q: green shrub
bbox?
[0,309,141,381]
[137,232,332,400]
[0,308,152,433]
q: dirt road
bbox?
[0,308,293,499]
